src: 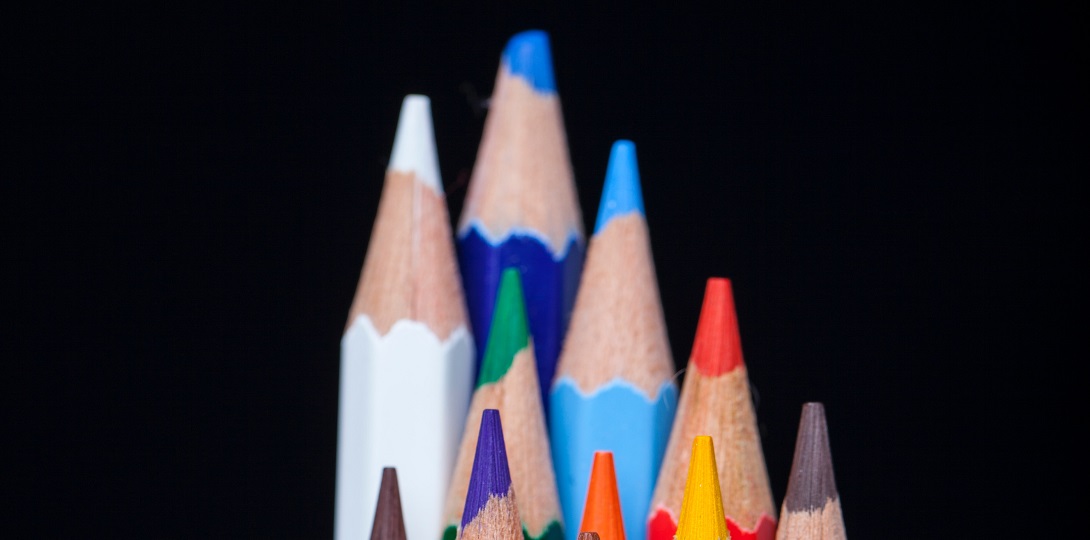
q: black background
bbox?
[6,2,1082,538]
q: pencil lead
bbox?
[785,403,838,512]
[460,409,521,540]
[580,452,626,540]
[370,468,407,540]
[388,94,442,193]
[675,436,729,540]
[477,268,530,387]
[593,140,645,235]
[502,30,556,93]
[776,402,846,539]
[690,278,745,376]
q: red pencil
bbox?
[648,278,777,540]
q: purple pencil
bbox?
[459,409,522,540]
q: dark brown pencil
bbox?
[371,467,407,540]
[774,402,847,540]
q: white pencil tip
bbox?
[389,95,443,193]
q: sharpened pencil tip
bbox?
[676,436,728,540]
[389,94,443,193]
[581,451,626,540]
[785,402,839,512]
[461,409,514,529]
[370,468,407,540]
[690,277,745,376]
[477,269,530,386]
[594,140,644,234]
[502,30,557,93]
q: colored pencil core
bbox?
[502,30,557,93]
[594,140,645,235]
[690,278,745,376]
[675,436,728,540]
[370,468,407,540]
[785,403,838,513]
[477,269,530,387]
[580,452,626,540]
[388,94,442,193]
[462,409,514,529]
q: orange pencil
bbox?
[579,452,625,540]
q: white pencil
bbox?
[335,95,475,540]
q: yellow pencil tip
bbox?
[675,436,729,540]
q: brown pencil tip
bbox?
[784,402,839,512]
[371,467,407,540]
[579,533,602,540]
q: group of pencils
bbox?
[335,30,847,540]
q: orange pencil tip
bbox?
[580,451,625,540]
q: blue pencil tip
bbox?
[594,140,645,234]
[502,30,556,93]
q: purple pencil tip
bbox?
[461,409,514,528]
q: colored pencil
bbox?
[579,451,625,540]
[371,468,407,540]
[460,409,522,540]
[775,403,846,540]
[648,278,777,540]
[550,140,676,540]
[443,269,564,540]
[457,29,586,410]
[579,534,601,540]
[675,436,729,540]
[337,95,475,540]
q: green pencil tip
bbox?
[477,268,530,387]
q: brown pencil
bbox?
[371,468,407,540]
[775,403,846,540]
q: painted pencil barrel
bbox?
[337,319,473,540]
[551,380,677,540]
[459,231,583,406]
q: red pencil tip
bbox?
[690,278,745,376]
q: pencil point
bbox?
[370,468,407,540]
[593,140,645,235]
[502,30,557,93]
[785,403,839,512]
[461,409,514,529]
[690,278,745,376]
[477,269,530,386]
[675,436,728,540]
[388,94,442,193]
[580,451,626,540]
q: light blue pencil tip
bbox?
[594,140,645,235]
[502,30,556,93]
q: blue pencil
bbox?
[549,141,678,540]
[457,30,586,411]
